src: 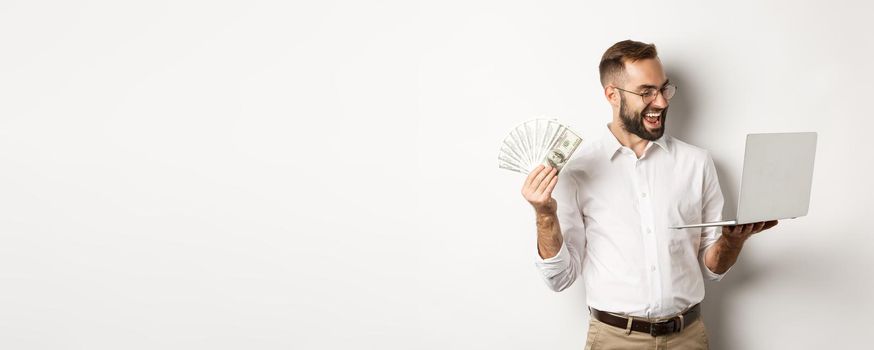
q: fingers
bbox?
[741,223,755,236]
[524,164,546,188]
[752,221,765,234]
[532,166,553,192]
[535,167,558,194]
[752,220,779,234]
[722,224,742,236]
[722,224,753,239]
[543,174,559,195]
[523,165,554,195]
[723,220,779,244]
[521,165,558,213]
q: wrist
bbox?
[534,207,557,217]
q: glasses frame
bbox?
[613,84,677,105]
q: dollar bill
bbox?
[497,118,582,175]
[542,128,582,172]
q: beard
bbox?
[619,95,667,141]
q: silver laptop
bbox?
[669,132,817,229]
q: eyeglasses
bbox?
[613,84,677,104]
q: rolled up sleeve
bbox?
[698,153,730,281]
[534,169,587,292]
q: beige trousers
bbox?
[584,317,709,350]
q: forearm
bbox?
[704,235,745,274]
[536,211,563,259]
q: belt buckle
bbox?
[650,317,681,337]
[650,321,668,337]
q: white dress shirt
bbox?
[535,124,728,318]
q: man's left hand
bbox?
[721,220,779,247]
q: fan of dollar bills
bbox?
[497,118,583,174]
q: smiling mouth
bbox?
[644,111,662,127]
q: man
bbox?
[521,40,778,350]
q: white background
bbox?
[1,1,872,349]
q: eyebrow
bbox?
[636,79,670,91]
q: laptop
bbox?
[669,132,817,229]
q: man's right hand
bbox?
[522,164,559,215]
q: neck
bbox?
[608,121,650,158]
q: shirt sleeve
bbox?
[698,152,730,281]
[534,168,587,292]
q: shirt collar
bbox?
[601,123,670,160]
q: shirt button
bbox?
[650,266,656,271]
[641,192,647,198]
[647,228,652,234]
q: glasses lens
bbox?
[663,85,676,100]
[642,90,657,104]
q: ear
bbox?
[604,86,621,108]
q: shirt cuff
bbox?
[700,245,730,281]
[534,243,571,279]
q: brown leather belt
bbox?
[589,304,700,337]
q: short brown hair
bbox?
[599,40,658,87]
